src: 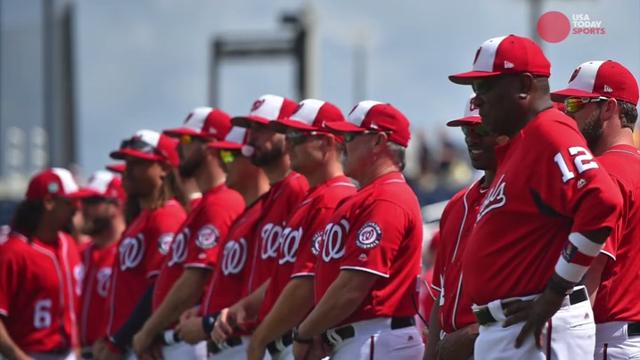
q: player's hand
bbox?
[437,323,478,360]
[137,341,163,360]
[503,288,565,348]
[292,336,329,360]
[211,305,246,343]
[175,316,208,344]
[132,329,154,357]
[96,341,123,360]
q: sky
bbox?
[66,0,640,173]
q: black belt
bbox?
[322,317,415,345]
[266,332,293,355]
[207,336,243,354]
[81,348,93,359]
[474,288,589,326]
[628,323,640,336]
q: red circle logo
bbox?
[537,11,571,43]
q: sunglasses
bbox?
[219,149,239,164]
[563,96,608,114]
[285,130,332,146]
[343,131,383,143]
[461,124,492,137]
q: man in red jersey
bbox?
[173,126,271,359]
[0,168,84,360]
[552,60,640,359]
[93,130,187,360]
[292,101,425,360]
[132,107,244,360]
[77,171,126,359]
[245,99,357,360]
[208,94,309,358]
[424,96,501,360]
[448,35,623,359]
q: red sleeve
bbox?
[145,205,186,278]
[340,200,411,277]
[533,126,622,234]
[0,249,20,316]
[599,173,628,261]
[291,207,333,278]
[184,203,244,270]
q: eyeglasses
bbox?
[563,96,609,114]
[285,130,332,146]
[461,124,492,137]
[180,134,193,145]
[219,150,238,164]
[343,131,383,143]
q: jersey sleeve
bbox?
[0,250,20,316]
[533,124,622,234]
[291,207,332,278]
[145,205,187,278]
[340,200,412,277]
[184,202,244,270]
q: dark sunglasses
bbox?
[461,124,492,137]
[219,149,240,164]
[286,130,332,146]
[343,131,383,143]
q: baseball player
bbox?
[423,96,501,360]
[448,35,623,359]
[173,126,271,359]
[246,99,358,360]
[132,107,244,359]
[92,130,187,360]
[77,171,126,359]
[208,94,309,358]
[0,168,84,360]
[551,60,640,359]
[292,101,425,360]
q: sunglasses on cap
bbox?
[285,130,332,146]
[219,149,239,164]
[461,124,492,137]
[563,96,609,114]
[120,138,156,154]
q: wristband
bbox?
[202,313,219,334]
[292,328,313,344]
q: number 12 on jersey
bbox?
[553,146,599,182]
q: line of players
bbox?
[1,33,639,360]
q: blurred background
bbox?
[1,0,639,226]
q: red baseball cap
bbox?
[271,98,346,133]
[551,60,639,106]
[110,129,180,167]
[26,167,82,201]
[447,95,482,127]
[449,34,551,85]
[231,94,298,127]
[325,100,411,147]
[105,163,126,174]
[207,126,248,151]
[164,107,232,141]
[78,170,126,203]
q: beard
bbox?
[82,215,113,236]
[249,144,285,167]
[179,151,203,178]
[580,109,604,151]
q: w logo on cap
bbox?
[251,99,266,112]
[569,67,582,83]
[469,98,478,112]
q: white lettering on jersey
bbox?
[222,238,247,275]
[279,227,303,265]
[74,264,85,296]
[260,223,282,260]
[477,174,507,221]
[321,219,349,262]
[119,234,145,271]
[96,267,112,298]
[168,229,190,267]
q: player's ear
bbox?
[517,73,534,98]
[601,98,618,123]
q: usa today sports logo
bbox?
[537,11,606,43]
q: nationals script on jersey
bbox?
[152,184,244,310]
[0,230,82,353]
[315,172,423,325]
[463,108,622,306]
[106,200,186,337]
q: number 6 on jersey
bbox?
[553,146,599,182]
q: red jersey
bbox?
[431,180,485,333]
[152,185,244,310]
[245,172,308,295]
[79,241,117,346]
[0,230,82,353]
[593,144,640,323]
[201,196,267,315]
[463,109,622,306]
[106,200,186,337]
[315,172,423,325]
[257,176,356,322]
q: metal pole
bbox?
[42,0,54,167]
